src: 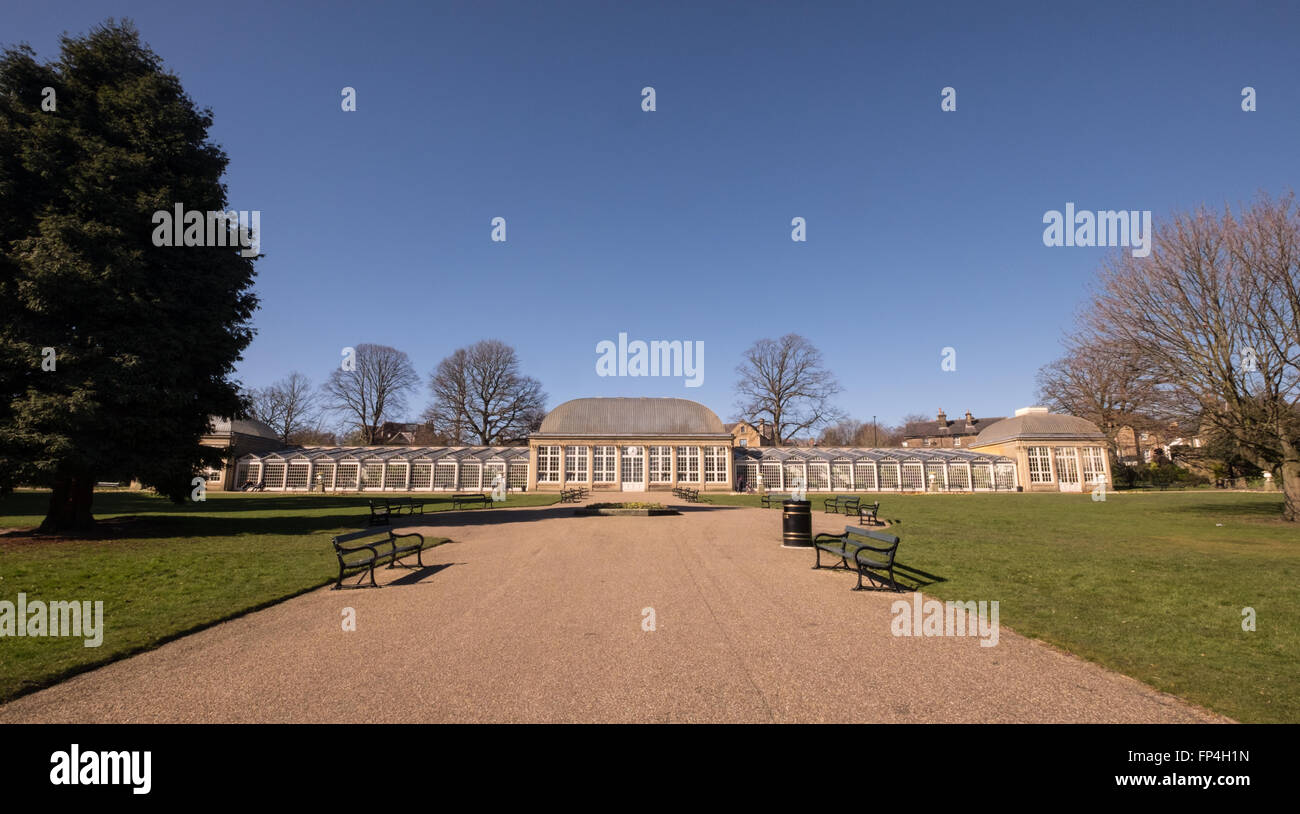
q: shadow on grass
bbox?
[0,501,577,542]
[890,561,946,590]
[1174,500,1286,520]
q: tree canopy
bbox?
[0,20,258,530]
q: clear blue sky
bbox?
[6,1,1299,428]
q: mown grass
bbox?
[0,489,558,703]
[714,490,1298,723]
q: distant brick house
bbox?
[199,416,282,490]
[900,410,1007,449]
[725,419,776,448]
[1115,423,1203,465]
[377,422,422,445]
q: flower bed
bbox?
[573,502,680,517]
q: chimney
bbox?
[965,410,974,424]
[936,408,947,425]
[1015,406,1050,417]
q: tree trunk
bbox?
[39,476,96,533]
[1280,459,1300,523]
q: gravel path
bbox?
[0,497,1228,723]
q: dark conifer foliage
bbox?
[0,20,258,531]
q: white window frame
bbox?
[1080,446,1107,485]
[703,446,728,483]
[592,446,616,482]
[537,446,561,483]
[648,446,673,483]
[1026,446,1054,483]
[565,446,589,482]
[508,462,529,490]
[676,446,700,483]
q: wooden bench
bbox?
[387,497,426,516]
[367,497,426,526]
[858,501,880,526]
[812,525,902,591]
[559,486,589,503]
[760,493,780,509]
[367,499,392,526]
[672,487,700,502]
[823,495,861,515]
[330,527,429,589]
[452,492,493,510]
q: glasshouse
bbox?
[234,444,1017,493]
[223,399,1117,494]
[233,446,531,493]
[732,447,1019,493]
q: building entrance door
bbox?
[1054,447,1082,492]
[621,446,645,491]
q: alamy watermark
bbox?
[151,204,259,257]
[891,594,999,647]
[0,593,104,647]
[596,332,703,387]
[1042,203,1151,258]
[50,744,150,795]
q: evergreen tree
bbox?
[0,20,258,531]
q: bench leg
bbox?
[334,561,380,589]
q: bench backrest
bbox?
[333,527,394,546]
[843,526,898,549]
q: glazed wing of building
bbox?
[233,446,531,492]
[733,447,1019,492]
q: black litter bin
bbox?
[781,500,812,547]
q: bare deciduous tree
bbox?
[248,371,321,446]
[897,413,932,437]
[1035,333,1173,463]
[1085,192,1300,520]
[818,419,863,446]
[734,334,843,445]
[322,344,418,445]
[426,340,547,445]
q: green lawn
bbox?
[0,489,558,703]
[713,491,1298,723]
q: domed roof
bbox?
[972,408,1106,447]
[536,398,728,436]
[208,415,279,440]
